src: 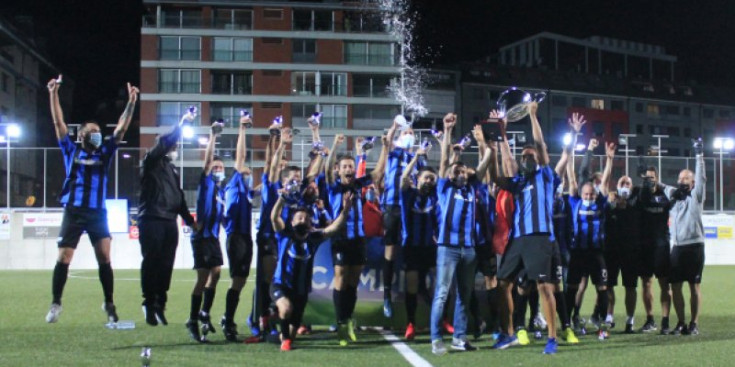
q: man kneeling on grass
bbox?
[270,186,353,351]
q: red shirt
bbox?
[492,190,514,255]
[362,200,384,237]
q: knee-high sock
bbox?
[347,285,358,318]
[281,318,291,341]
[528,291,540,328]
[52,262,70,305]
[555,290,570,329]
[383,260,394,299]
[513,292,529,330]
[469,290,480,324]
[98,262,114,304]
[565,288,577,323]
[224,288,240,322]
[487,288,499,330]
[333,289,345,323]
[190,294,202,320]
[406,293,418,324]
[596,289,609,322]
[201,287,216,314]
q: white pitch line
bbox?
[380,331,433,367]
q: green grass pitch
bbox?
[1,266,733,367]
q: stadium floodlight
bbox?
[182,125,194,139]
[7,124,21,138]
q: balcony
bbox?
[212,50,253,62]
[345,53,395,66]
[158,82,201,94]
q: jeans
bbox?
[430,245,477,341]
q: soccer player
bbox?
[381,119,421,317]
[565,141,615,340]
[661,140,705,335]
[185,120,226,343]
[138,107,197,326]
[640,165,673,333]
[605,175,644,333]
[220,113,255,341]
[45,76,138,324]
[489,102,560,354]
[399,143,437,340]
[270,189,353,351]
[430,113,492,355]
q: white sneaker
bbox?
[432,339,447,356]
[534,312,548,330]
[46,303,62,323]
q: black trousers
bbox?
[139,217,179,306]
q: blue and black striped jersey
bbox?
[383,148,418,207]
[508,166,559,241]
[58,135,117,209]
[224,171,253,235]
[327,176,371,240]
[193,172,224,240]
[568,195,608,250]
[272,228,327,295]
[400,187,438,247]
[436,177,479,247]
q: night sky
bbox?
[2,0,734,134]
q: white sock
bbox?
[626,316,634,325]
[605,314,614,323]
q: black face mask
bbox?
[520,158,537,177]
[672,183,691,201]
[419,183,435,196]
[294,223,309,236]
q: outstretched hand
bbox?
[127,83,140,103]
[443,113,457,129]
[47,75,62,93]
[606,142,617,159]
[568,112,586,133]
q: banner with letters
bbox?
[22,213,63,239]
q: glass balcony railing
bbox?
[212,51,253,62]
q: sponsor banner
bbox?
[0,211,10,240]
[23,213,63,239]
[703,214,735,241]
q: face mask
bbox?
[419,182,435,196]
[453,175,467,188]
[365,189,376,202]
[582,199,594,207]
[673,183,691,200]
[294,223,309,236]
[88,132,102,148]
[213,171,225,182]
[244,174,253,189]
[397,134,414,149]
[520,158,537,177]
[617,187,630,199]
[168,151,178,161]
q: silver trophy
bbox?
[431,122,443,140]
[179,105,198,126]
[309,112,322,127]
[420,137,432,151]
[240,110,252,128]
[212,119,224,135]
[496,87,546,122]
[270,116,283,136]
[455,133,472,151]
[140,347,151,367]
[361,136,376,152]
[283,179,302,203]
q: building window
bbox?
[211,71,253,95]
[158,102,201,126]
[320,72,347,96]
[551,95,566,107]
[636,124,643,134]
[161,8,202,28]
[292,39,316,63]
[158,69,200,93]
[472,87,485,100]
[353,74,393,98]
[293,9,333,31]
[647,104,660,118]
[611,100,624,111]
[703,108,714,119]
[291,71,317,95]
[0,73,8,93]
[684,127,691,138]
[571,97,585,107]
[210,103,253,127]
[664,105,679,115]
[213,8,253,30]
[263,8,283,19]
[160,36,200,60]
[683,107,691,117]
[345,42,395,66]
[213,37,253,61]
[719,109,731,118]
[590,99,605,110]
[292,103,319,121]
[592,121,605,136]
[635,102,643,113]
[320,104,348,128]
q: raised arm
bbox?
[489,141,512,189]
[578,138,598,185]
[555,113,586,177]
[568,147,579,197]
[325,134,345,185]
[323,192,353,237]
[370,135,390,183]
[601,142,616,196]
[528,102,549,165]
[401,145,424,190]
[47,76,68,140]
[270,128,292,180]
[263,133,277,179]
[113,83,140,143]
[476,146,492,179]
[204,121,222,174]
[472,124,489,181]
[693,143,706,203]
[490,110,518,177]
[271,195,287,232]
[235,113,251,174]
[439,113,457,178]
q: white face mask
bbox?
[213,171,225,182]
[397,134,414,149]
[582,199,594,207]
[617,187,630,199]
[168,151,178,161]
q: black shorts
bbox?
[497,234,554,283]
[226,232,254,278]
[331,238,367,266]
[549,241,563,284]
[670,243,704,284]
[640,237,669,278]
[256,233,277,257]
[270,283,309,325]
[605,249,640,288]
[654,245,671,279]
[192,237,224,269]
[403,246,437,272]
[57,206,111,248]
[382,205,401,246]
[475,245,495,277]
[567,249,608,286]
